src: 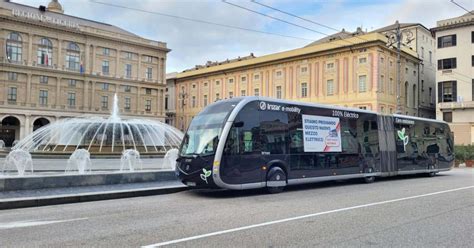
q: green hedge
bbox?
[455,145,474,161]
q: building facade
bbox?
[0,0,169,146]
[174,32,431,131]
[433,13,474,145]
[165,72,177,127]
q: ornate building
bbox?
[0,0,169,146]
[174,31,434,131]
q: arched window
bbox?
[66,42,80,71]
[6,32,22,63]
[37,38,53,66]
[405,81,409,108]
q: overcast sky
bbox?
[13,0,472,73]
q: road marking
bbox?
[0,218,88,229]
[142,185,474,247]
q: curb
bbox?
[0,184,187,210]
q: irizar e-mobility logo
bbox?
[397,128,409,151]
[200,168,212,184]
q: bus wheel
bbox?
[364,167,375,184]
[427,165,436,177]
[266,167,287,194]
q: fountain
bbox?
[163,148,179,170]
[13,94,183,156]
[120,149,142,172]
[2,150,33,176]
[66,149,92,174]
[0,140,5,149]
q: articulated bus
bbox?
[176,97,454,193]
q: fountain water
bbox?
[66,149,92,174]
[120,149,142,172]
[13,94,183,155]
[0,140,5,149]
[2,150,33,176]
[163,148,179,170]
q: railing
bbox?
[439,101,474,110]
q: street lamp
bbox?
[386,21,414,114]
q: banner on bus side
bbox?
[302,115,342,152]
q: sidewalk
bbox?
[0,180,187,210]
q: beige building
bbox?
[433,13,474,145]
[0,0,169,146]
[174,30,433,131]
[165,72,177,127]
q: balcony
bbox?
[439,101,474,110]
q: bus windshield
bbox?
[180,99,240,157]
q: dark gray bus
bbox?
[176,97,454,193]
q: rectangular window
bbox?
[215,81,220,86]
[103,47,110,56]
[389,78,394,95]
[229,92,234,98]
[472,56,474,67]
[301,67,308,73]
[68,79,76,87]
[359,57,367,64]
[429,51,432,63]
[241,90,246,96]
[125,97,131,110]
[472,31,474,43]
[421,47,424,58]
[125,64,132,78]
[241,76,246,82]
[192,96,196,107]
[102,83,109,91]
[144,55,153,63]
[39,90,48,105]
[7,87,17,102]
[67,92,76,106]
[254,88,259,96]
[429,87,433,104]
[327,63,334,69]
[165,96,168,110]
[276,86,282,99]
[327,79,334,95]
[472,79,474,101]
[254,74,260,80]
[358,75,367,92]
[437,58,457,70]
[215,93,220,101]
[7,72,17,81]
[102,61,109,75]
[203,95,208,106]
[380,57,384,64]
[438,81,457,103]
[146,88,152,95]
[276,71,282,77]
[438,34,456,48]
[228,78,234,84]
[101,95,108,109]
[125,52,133,59]
[145,99,152,111]
[39,75,48,84]
[301,82,308,97]
[146,67,153,80]
[124,85,131,92]
[443,112,452,123]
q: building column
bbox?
[85,43,90,74]
[138,53,142,81]
[26,73,32,104]
[161,58,166,84]
[90,81,95,110]
[83,79,89,109]
[23,115,31,138]
[28,33,33,66]
[91,45,96,74]
[136,86,141,113]
[56,77,62,106]
[57,39,63,69]
[115,49,121,77]
[159,89,163,116]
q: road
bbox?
[0,168,473,247]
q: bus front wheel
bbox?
[364,167,375,184]
[266,167,287,194]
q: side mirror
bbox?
[233,121,244,128]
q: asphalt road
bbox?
[1,168,473,247]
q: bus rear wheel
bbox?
[266,167,287,194]
[364,167,375,184]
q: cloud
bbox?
[13,0,470,73]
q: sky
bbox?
[13,0,473,73]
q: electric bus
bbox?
[176,97,454,193]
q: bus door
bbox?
[378,115,397,175]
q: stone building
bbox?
[174,31,432,131]
[432,12,474,145]
[0,0,169,146]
